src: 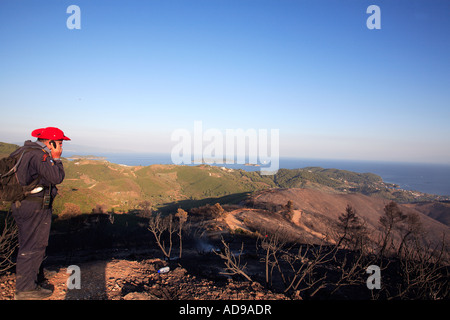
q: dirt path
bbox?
[290,209,330,242]
[224,209,254,233]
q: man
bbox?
[10,127,70,300]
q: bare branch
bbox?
[0,212,18,274]
[215,238,252,282]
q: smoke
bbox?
[195,237,219,254]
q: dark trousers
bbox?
[12,199,52,292]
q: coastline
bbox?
[63,152,450,197]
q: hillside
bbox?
[51,157,448,215]
[0,141,448,219]
[403,201,450,227]
[1,140,449,300]
[2,186,448,300]
[0,142,19,159]
[241,188,449,243]
[54,159,275,214]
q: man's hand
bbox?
[50,141,63,159]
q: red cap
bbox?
[31,127,71,141]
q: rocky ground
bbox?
[0,258,289,300]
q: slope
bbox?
[242,188,449,245]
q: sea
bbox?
[65,152,450,197]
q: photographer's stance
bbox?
[10,127,70,300]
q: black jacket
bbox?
[10,140,65,198]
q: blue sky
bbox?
[0,0,449,163]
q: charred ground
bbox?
[1,187,448,300]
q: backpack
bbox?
[0,146,43,202]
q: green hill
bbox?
[53,159,443,215]
[0,142,445,214]
[54,160,276,214]
[0,142,19,159]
